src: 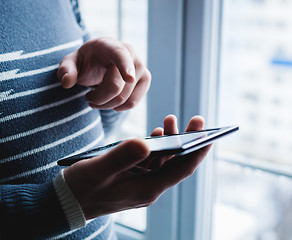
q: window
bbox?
[80,0,292,239]
[214,0,292,239]
[147,0,292,239]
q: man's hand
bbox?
[64,115,211,220]
[57,37,151,111]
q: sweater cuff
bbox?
[54,169,86,230]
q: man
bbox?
[0,0,210,238]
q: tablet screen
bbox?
[144,130,210,152]
[68,128,223,158]
[57,126,239,166]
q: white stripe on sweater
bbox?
[107,228,114,240]
[47,229,78,240]
[100,110,118,117]
[0,133,104,183]
[0,116,101,164]
[61,131,105,159]
[0,107,92,143]
[47,211,111,240]
[0,64,59,82]
[84,217,112,240]
[0,39,82,62]
[0,161,58,184]
[0,89,14,100]
[0,82,61,102]
[0,89,89,123]
[46,220,97,240]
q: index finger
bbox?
[100,38,136,83]
[185,115,205,132]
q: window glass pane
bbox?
[80,0,148,233]
[214,0,292,239]
[217,0,292,167]
[80,0,118,38]
[214,161,292,240]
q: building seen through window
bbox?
[215,0,292,239]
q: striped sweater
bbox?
[0,0,123,239]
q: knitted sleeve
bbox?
[0,182,70,239]
[70,0,91,42]
[100,110,128,139]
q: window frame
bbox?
[116,0,222,238]
[145,0,221,240]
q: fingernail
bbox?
[127,68,136,82]
[61,73,69,88]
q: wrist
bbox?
[54,170,87,230]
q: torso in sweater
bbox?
[0,0,114,238]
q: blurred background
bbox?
[79,0,292,239]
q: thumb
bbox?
[98,139,150,175]
[57,52,78,89]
